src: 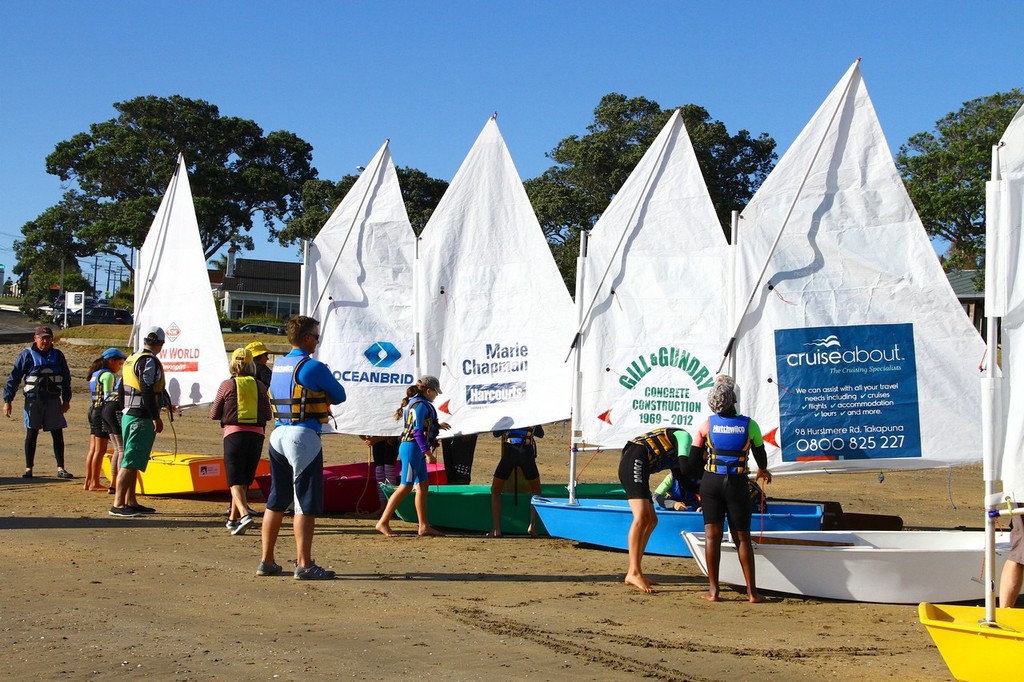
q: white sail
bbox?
[417,117,576,433]
[133,154,229,407]
[991,104,1024,500]
[576,109,730,447]
[732,61,985,472]
[302,141,417,436]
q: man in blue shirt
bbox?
[3,326,74,479]
[258,315,346,580]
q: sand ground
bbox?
[0,339,981,681]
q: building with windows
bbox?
[216,255,300,321]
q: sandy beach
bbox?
[0,339,981,680]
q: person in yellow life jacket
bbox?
[687,374,772,603]
[210,347,272,536]
[110,327,167,517]
[489,425,544,537]
[618,426,693,593]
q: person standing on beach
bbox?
[3,325,74,480]
[688,375,771,603]
[83,347,127,491]
[488,425,544,537]
[376,375,448,538]
[618,427,693,593]
[361,435,400,511]
[110,327,167,517]
[210,347,272,536]
[258,316,346,580]
[246,341,274,389]
[99,350,127,495]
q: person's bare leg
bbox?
[733,529,764,603]
[293,513,316,567]
[415,481,443,536]
[113,467,138,508]
[624,498,657,593]
[375,484,412,537]
[1000,560,1023,608]
[702,523,724,601]
[489,478,504,537]
[261,509,285,565]
[228,484,248,522]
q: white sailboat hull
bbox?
[682,530,1010,604]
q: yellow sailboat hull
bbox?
[919,603,1024,681]
[103,452,270,496]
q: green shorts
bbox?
[121,414,156,471]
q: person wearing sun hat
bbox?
[110,326,167,517]
[210,347,273,536]
[3,325,74,479]
[245,340,274,388]
[687,374,772,604]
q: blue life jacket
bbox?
[503,427,535,446]
[400,395,438,443]
[705,414,751,475]
[25,347,65,399]
[89,369,112,407]
[269,353,331,426]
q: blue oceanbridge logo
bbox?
[363,341,402,368]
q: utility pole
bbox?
[92,256,99,296]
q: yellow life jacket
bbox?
[234,376,260,425]
[122,350,165,413]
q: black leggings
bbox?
[25,429,65,469]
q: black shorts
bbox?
[223,431,264,487]
[371,438,399,467]
[88,404,109,438]
[493,444,539,481]
[100,402,122,438]
[699,472,753,531]
[617,443,654,499]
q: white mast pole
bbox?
[983,142,1002,623]
[568,229,589,503]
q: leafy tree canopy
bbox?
[29,95,317,274]
[527,93,777,288]
[896,89,1023,272]
[278,166,449,244]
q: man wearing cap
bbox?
[246,341,273,388]
[3,325,74,479]
[259,315,346,579]
[110,327,167,517]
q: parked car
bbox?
[239,323,285,335]
[60,307,133,327]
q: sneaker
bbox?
[244,507,261,518]
[256,561,283,577]
[109,506,141,517]
[231,515,254,536]
[56,469,75,479]
[294,562,335,580]
[22,470,32,479]
[127,503,156,514]
[226,520,240,531]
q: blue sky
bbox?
[1,1,1021,284]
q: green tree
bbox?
[527,94,777,288]
[38,95,318,272]
[278,167,449,245]
[896,89,1023,272]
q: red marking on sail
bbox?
[763,427,779,448]
[438,400,451,415]
[598,409,612,424]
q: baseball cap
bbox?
[102,347,128,360]
[246,341,270,358]
[231,347,254,364]
[418,374,442,393]
[34,326,54,337]
[144,326,166,344]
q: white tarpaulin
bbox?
[733,61,985,472]
[303,141,417,436]
[417,117,576,434]
[991,104,1024,501]
[576,109,730,447]
[134,154,228,406]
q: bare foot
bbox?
[527,525,538,538]
[700,592,720,602]
[89,486,108,492]
[375,520,398,537]
[486,530,502,538]
[624,574,655,593]
[418,526,444,537]
[748,593,765,603]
